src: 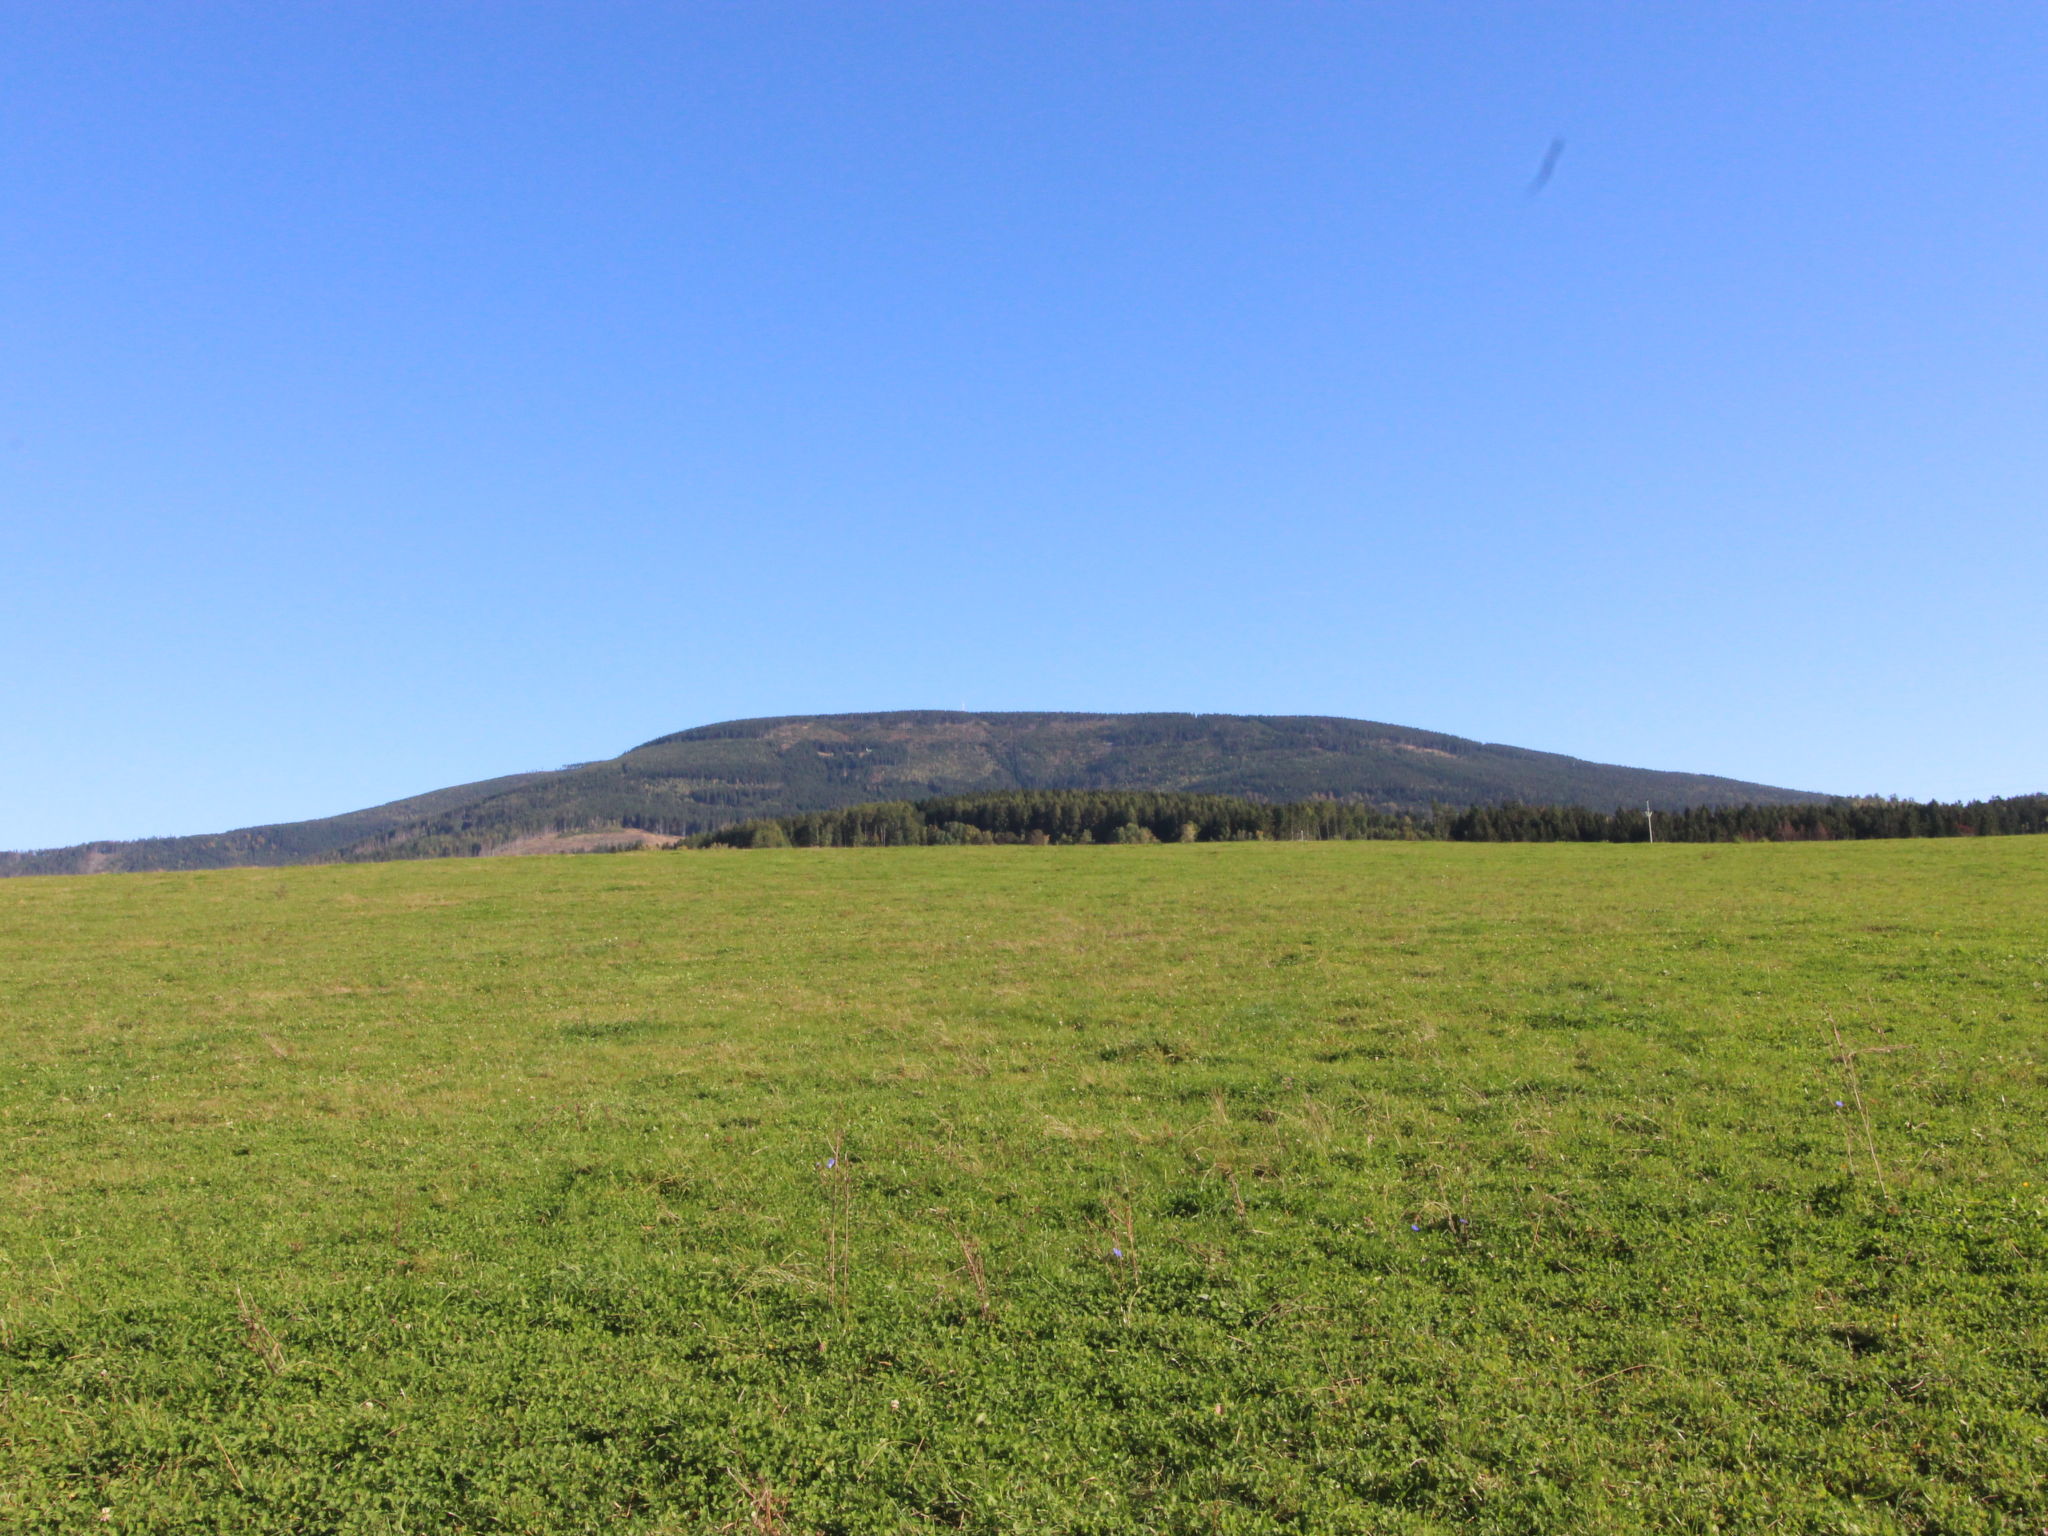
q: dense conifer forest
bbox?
[692,789,2048,848]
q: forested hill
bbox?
[1,711,1829,875]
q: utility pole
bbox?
[1645,801,1654,844]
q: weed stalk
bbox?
[1827,1014,1892,1200]
[235,1288,285,1375]
[954,1228,994,1320]
[822,1131,853,1313]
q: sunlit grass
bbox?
[3,839,2044,1532]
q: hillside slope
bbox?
[1,711,1827,874]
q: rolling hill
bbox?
[0,711,1827,875]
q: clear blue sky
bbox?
[4,3,2043,848]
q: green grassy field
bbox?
[2,840,2044,1534]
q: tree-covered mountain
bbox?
[1,711,1830,875]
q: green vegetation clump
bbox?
[694,787,2048,848]
[3,840,2045,1532]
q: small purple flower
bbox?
[1111,1247,1123,1259]
[1834,1101,1844,1109]
[1410,1223,1420,1231]
[825,1157,837,1169]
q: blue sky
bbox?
[3,2,2043,848]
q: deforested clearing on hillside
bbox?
[2,840,2043,1533]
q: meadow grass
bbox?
[1,839,2044,1533]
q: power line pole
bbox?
[1645,801,1654,844]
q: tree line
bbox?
[686,789,2048,849]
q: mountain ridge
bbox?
[1,710,1829,875]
